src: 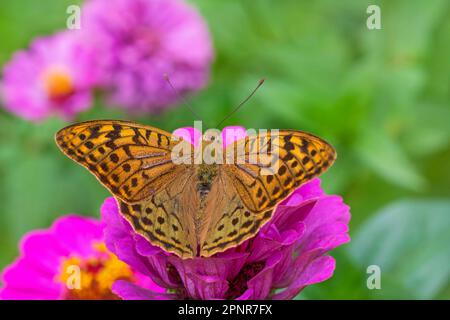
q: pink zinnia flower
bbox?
[0,215,163,300]
[101,127,351,300]
[82,0,213,113]
[0,31,98,121]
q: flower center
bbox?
[166,263,189,299]
[42,67,75,101]
[166,261,267,300]
[58,242,134,300]
[133,27,161,57]
[225,262,265,299]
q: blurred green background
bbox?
[0,0,449,299]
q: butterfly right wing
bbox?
[198,168,274,257]
[199,129,336,257]
[223,129,336,212]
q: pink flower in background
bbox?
[102,127,351,300]
[0,32,99,121]
[0,215,163,300]
[82,0,213,113]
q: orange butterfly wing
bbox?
[56,122,336,259]
[55,120,186,203]
[199,129,336,257]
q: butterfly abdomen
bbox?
[197,183,210,197]
[196,164,218,198]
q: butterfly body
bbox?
[56,120,336,259]
[196,164,218,199]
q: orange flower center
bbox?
[58,242,134,300]
[42,67,75,101]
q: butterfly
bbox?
[55,120,336,259]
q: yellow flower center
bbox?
[42,67,75,101]
[58,242,134,300]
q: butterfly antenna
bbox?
[164,73,204,123]
[216,78,265,128]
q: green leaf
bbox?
[356,128,425,190]
[402,103,450,157]
[348,199,450,299]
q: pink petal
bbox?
[246,252,282,300]
[173,127,202,147]
[19,232,69,274]
[272,256,336,300]
[112,280,175,300]
[221,126,247,147]
[182,273,229,300]
[1,258,62,299]
[51,215,103,257]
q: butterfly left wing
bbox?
[116,166,199,259]
[199,129,336,257]
[55,120,188,203]
[56,120,202,258]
